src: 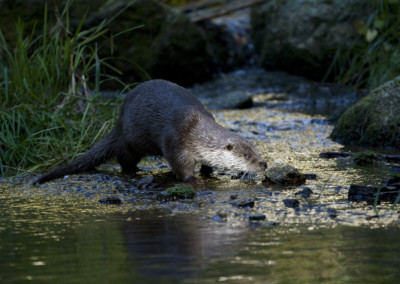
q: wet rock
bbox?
[248,213,266,221]
[262,162,306,186]
[99,196,122,205]
[190,68,361,115]
[251,0,373,81]
[331,76,400,149]
[208,91,254,109]
[383,176,400,188]
[366,215,379,221]
[137,176,154,187]
[249,221,280,227]
[283,198,300,209]
[231,199,255,208]
[216,211,228,220]
[197,16,255,74]
[230,194,238,200]
[348,182,400,203]
[319,152,352,159]
[294,187,313,199]
[348,185,380,202]
[303,174,317,180]
[327,208,337,219]
[197,190,215,197]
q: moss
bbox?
[165,184,196,199]
[331,76,400,149]
[353,151,383,166]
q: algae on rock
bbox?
[331,76,400,149]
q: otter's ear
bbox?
[225,144,234,151]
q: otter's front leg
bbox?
[163,151,196,182]
[173,159,197,182]
[200,164,213,178]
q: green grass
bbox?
[0,2,134,177]
[326,0,400,89]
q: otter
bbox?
[35,79,267,184]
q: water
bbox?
[1,70,400,283]
[1,194,399,283]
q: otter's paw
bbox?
[183,175,196,183]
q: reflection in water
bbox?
[1,187,400,283]
[0,189,131,283]
[120,211,400,283]
[121,210,250,282]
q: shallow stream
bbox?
[1,70,399,283]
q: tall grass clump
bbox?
[0,2,131,177]
[327,0,400,89]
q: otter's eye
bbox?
[226,144,233,151]
[245,154,251,159]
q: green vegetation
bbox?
[353,151,383,166]
[166,184,196,199]
[0,2,132,177]
[327,0,400,89]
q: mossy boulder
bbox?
[250,0,372,81]
[331,76,400,148]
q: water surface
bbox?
[1,71,399,283]
[1,190,399,283]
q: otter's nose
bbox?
[260,161,267,170]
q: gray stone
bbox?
[331,76,400,149]
[250,0,372,80]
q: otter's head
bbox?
[200,134,267,174]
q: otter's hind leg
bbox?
[116,146,142,174]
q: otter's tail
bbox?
[34,127,119,184]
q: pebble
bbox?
[248,213,266,221]
[283,198,300,208]
[98,196,122,204]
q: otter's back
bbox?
[120,80,213,152]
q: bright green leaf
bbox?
[365,28,378,42]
